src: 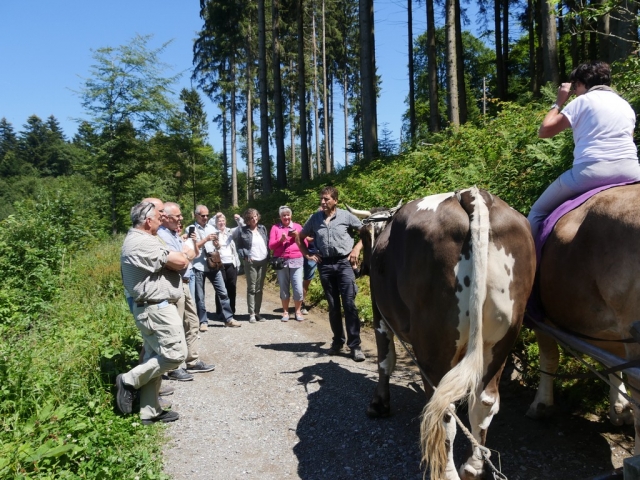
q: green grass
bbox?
[0,237,170,479]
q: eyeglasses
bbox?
[167,214,183,219]
[196,213,209,218]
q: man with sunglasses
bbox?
[118,200,191,424]
[158,202,216,381]
[189,204,241,331]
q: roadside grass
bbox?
[0,237,169,479]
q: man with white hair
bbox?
[158,202,215,381]
[117,200,190,424]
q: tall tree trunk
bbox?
[272,0,287,188]
[566,0,579,66]
[408,0,416,141]
[322,0,331,173]
[495,0,505,99]
[312,9,321,174]
[289,59,296,175]
[359,0,378,161]
[535,0,545,93]
[247,83,254,201]
[246,15,255,201]
[528,0,537,94]
[297,0,309,181]
[329,79,334,166]
[558,0,567,79]
[307,90,315,179]
[258,0,272,194]
[455,0,467,122]
[502,0,509,97]
[541,0,560,84]
[231,61,238,208]
[445,0,460,126]
[426,0,440,132]
[609,1,638,61]
[343,73,349,166]
[222,93,229,206]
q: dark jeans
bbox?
[215,263,237,314]
[194,269,234,324]
[318,257,360,349]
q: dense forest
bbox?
[1,0,639,476]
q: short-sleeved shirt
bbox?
[561,89,638,165]
[157,225,192,279]
[301,208,363,257]
[121,228,182,303]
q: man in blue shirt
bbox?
[158,202,215,380]
[297,186,365,362]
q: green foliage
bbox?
[0,237,168,479]
[0,182,108,332]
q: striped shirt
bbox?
[121,228,182,303]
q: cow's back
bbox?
[370,190,534,381]
[540,184,640,344]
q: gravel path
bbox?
[161,274,634,480]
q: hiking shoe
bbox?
[327,343,344,356]
[141,410,180,425]
[186,360,216,373]
[158,396,172,409]
[256,314,266,322]
[199,322,208,332]
[300,307,309,315]
[249,315,257,323]
[281,313,289,322]
[159,383,175,396]
[225,319,242,327]
[166,368,194,382]
[116,374,136,415]
[352,347,366,362]
[295,313,305,322]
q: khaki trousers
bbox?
[176,282,199,367]
[124,302,187,420]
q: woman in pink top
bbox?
[269,206,306,322]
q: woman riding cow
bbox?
[528,60,640,238]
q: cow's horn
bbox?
[395,199,403,208]
[346,205,371,218]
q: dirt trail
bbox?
[161,274,633,480]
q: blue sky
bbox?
[0,0,459,169]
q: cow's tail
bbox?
[420,187,490,480]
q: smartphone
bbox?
[187,225,195,236]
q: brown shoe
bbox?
[225,319,242,328]
[199,322,208,332]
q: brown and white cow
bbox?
[528,183,640,450]
[352,187,535,480]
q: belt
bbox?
[182,277,190,284]
[135,299,175,308]
[321,254,349,262]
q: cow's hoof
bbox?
[525,403,555,419]
[610,404,634,426]
[366,400,391,418]
[459,463,482,480]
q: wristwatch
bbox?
[550,103,560,111]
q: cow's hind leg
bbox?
[367,315,396,418]
[527,330,559,419]
[608,372,634,426]
[459,368,503,480]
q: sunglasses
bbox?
[196,213,209,218]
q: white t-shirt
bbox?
[249,228,268,261]
[561,90,638,165]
